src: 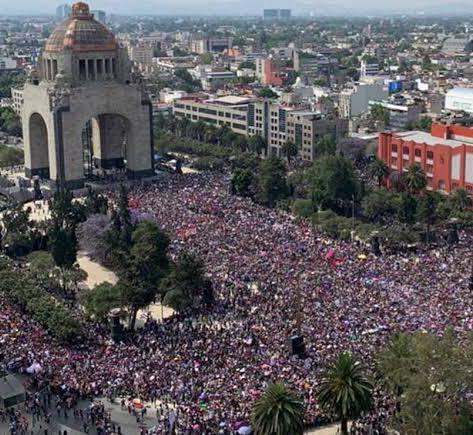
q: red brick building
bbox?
[378,123,473,194]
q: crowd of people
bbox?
[1,172,473,433]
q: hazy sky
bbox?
[3,0,472,16]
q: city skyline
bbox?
[2,0,473,16]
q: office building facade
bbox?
[173,96,250,136]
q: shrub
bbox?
[292,199,315,219]
[192,156,226,172]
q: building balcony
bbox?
[414,156,421,163]
[391,151,398,157]
[427,158,434,165]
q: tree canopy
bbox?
[318,352,373,435]
[307,155,359,213]
[252,383,304,435]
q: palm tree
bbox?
[204,125,218,144]
[193,120,207,142]
[449,187,472,213]
[318,352,373,435]
[249,134,267,156]
[416,192,438,244]
[389,171,405,192]
[252,383,305,435]
[403,164,427,195]
[368,158,389,187]
[281,141,298,164]
[176,118,192,137]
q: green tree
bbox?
[316,134,337,157]
[418,117,433,132]
[49,185,86,229]
[281,141,298,163]
[0,107,22,136]
[362,189,398,224]
[318,352,373,435]
[0,260,81,343]
[160,251,208,312]
[448,187,472,215]
[307,155,359,214]
[238,60,256,70]
[252,383,304,435]
[231,168,256,198]
[256,156,289,207]
[84,186,109,215]
[105,184,134,268]
[417,192,438,243]
[199,52,213,65]
[258,87,278,99]
[292,199,315,218]
[397,192,418,225]
[234,135,248,152]
[48,223,81,296]
[121,221,170,329]
[377,331,473,435]
[403,164,427,195]
[0,71,26,99]
[389,171,405,193]
[370,104,390,125]
[27,251,59,290]
[248,134,267,155]
[368,158,389,187]
[0,144,24,167]
[2,206,33,256]
[82,282,122,321]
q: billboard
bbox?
[388,80,402,94]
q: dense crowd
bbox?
[2,172,473,433]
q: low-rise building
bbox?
[445,87,473,114]
[339,82,388,118]
[192,66,235,91]
[129,44,154,69]
[255,58,283,86]
[368,98,423,129]
[378,122,473,194]
[294,51,337,78]
[442,37,473,56]
[190,37,233,54]
[159,89,188,104]
[0,57,17,70]
[10,88,23,116]
[360,60,380,79]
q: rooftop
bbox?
[212,96,252,105]
[446,87,473,98]
[395,130,465,148]
[0,375,25,399]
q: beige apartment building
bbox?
[248,101,348,161]
[173,96,348,161]
[286,111,348,161]
[10,88,24,116]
